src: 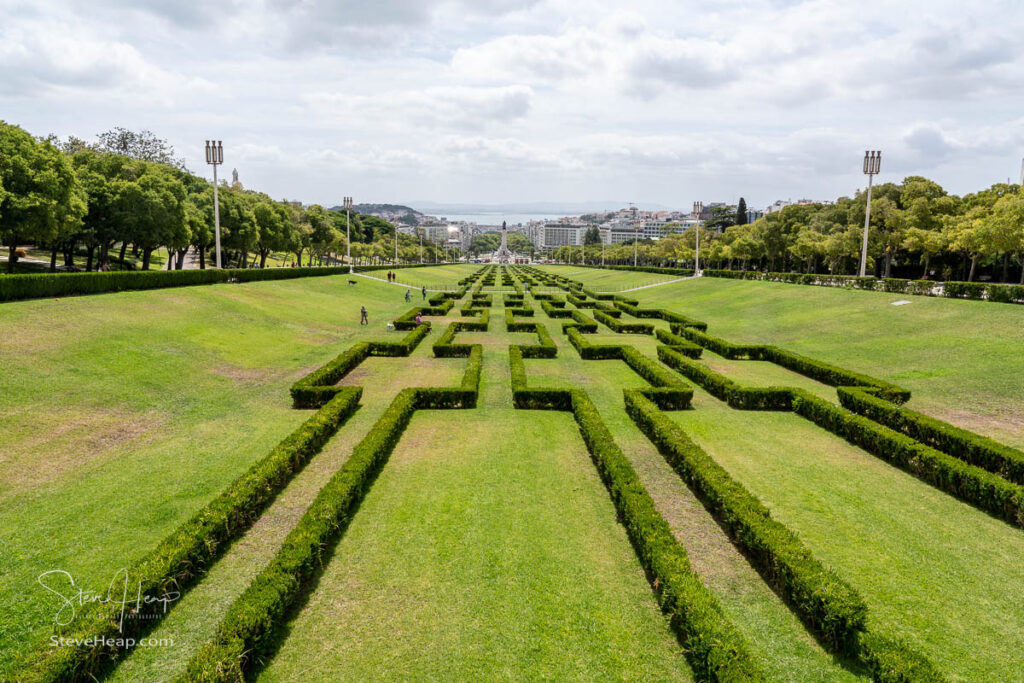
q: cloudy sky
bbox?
[2,0,1023,211]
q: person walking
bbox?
[421,286,427,300]
[360,305,368,326]
[405,289,411,303]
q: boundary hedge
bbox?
[0,266,356,304]
[508,349,762,680]
[838,387,1024,486]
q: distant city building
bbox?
[746,208,765,223]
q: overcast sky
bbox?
[2,0,1023,211]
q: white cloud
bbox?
[3,0,1024,207]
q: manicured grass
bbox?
[668,389,1024,682]
[0,274,411,675]
[255,351,693,680]
[534,264,685,291]
[526,321,865,681]
[6,264,1024,681]
[108,342,466,682]
[363,264,481,289]
[542,267,1024,447]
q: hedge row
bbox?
[595,309,654,334]
[670,327,910,403]
[0,266,359,303]
[658,346,793,410]
[594,265,695,277]
[624,389,868,653]
[508,346,570,410]
[702,269,1024,305]
[792,391,1024,528]
[393,300,453,329]
[561,309,598,333]
[290,325,431,407]
[838,387,1024,485]
[613,300,708,331]
[506,317,558,358]
[655,328,704,358]
[13,387,363,682]
[570,390,763,680]
[433,314,490,357]
[184,342,482,681]
[505,352,762,679]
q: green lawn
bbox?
[363,263,481,289]
[534,264,686,291]
[668,391,1024,682]
[4,264,1023,681]
[0,274,411,674]
[541,267,1024,447]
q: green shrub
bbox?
[838,387,1024,484]
[792,391,1024,528]
[655,328,704,358]
[625,390,867,653]
[595,310,654,334]
[657,347,792,410]
[570,390,763,680]
[0,266,354,303]
[14,387,362,682]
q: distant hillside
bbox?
[329,203,424,226]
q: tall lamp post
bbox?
[693,201,703,275]
[343,196,353,272]
[419,229,423,263]
[205,140,224,268]
[859,150,881,277]
[633,220,639,267]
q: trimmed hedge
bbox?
[291,325,431,406]
[838,387,1024,485]
[393,300,453,329]
[183,340,482,681]
[613,301,708,331]
[595,309,654,334]
[791,391,1024,528]
[658,346,792,411]
[702,269,1024,305]
[655,328,704,358]
[625,389,868,653]
[0,266,357,303]
[507,351,762,678]
[561,309,598,333]
[13,387,362,682]
[570,390,763,680]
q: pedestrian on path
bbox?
[360,305,368,325]
[421,286,427,300]
[405,289,411,302]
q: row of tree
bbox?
[549,179,1024,283]
[0,121,460,274]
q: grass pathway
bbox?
[254,319,694,681]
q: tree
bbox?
[704,205,737,232]
[583,226,602,245]
[95,128,185,169]
[736,197,748,225]
[0,122,84,272]
[982,191,1024,283]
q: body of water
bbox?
[433,212,573,226]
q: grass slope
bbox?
[0,275,414,674]
[545,268,1024,447]
[534,264,684,290]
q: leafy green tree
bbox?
[583,226,602,245]
[704,205,737,232]
[736,197,748,225]
[0,122,84,272]
[95,127,185,169]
